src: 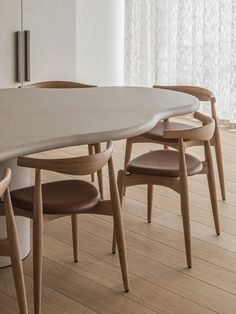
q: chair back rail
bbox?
[153,85,214,102]
[24,81,96,88]
[164,112,215,141]
[0,168,11,198]
[17,141,113,175]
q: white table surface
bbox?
[0,86,199,266]
[0,86,199,162]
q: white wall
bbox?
[23,0,77,84]
[76,0,124,86]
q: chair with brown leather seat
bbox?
[10,142,129,314]
[114,112,220,268]
[24,80,104,199]
[0,169,28,314]
[124,85,225,201]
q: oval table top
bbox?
[0,86,199,162]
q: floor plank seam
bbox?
[43,256,161,314]
[88,213,236,260]
[43,233,220,314]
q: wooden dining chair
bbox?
[124,86,225,200]
[10,141,129,314]
[24,80,104,199]
[0,169,28,314]
[114,112,220,268]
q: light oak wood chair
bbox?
[114,112,220,268]
[124,85,225,200]
[10,141,129,314]
[24,80,104,199]
[0,169,28,314]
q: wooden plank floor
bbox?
[1,124,236,313]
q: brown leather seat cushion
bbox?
[144,121,195,143]
[127,150,202,177]
[11,180,100,214]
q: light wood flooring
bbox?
[1,124,236,313]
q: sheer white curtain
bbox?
[125,0,236,126]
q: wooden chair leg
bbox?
[112,170,124,254]
[213,130,226,200]
[112,226,117,254]
[33,219,43,314]
[33,170,43,314]
[180,185,192,268]
[147,185,153,223]
[88,144,95,182]
[124,140,133,172]
[5,191,28,314]
[10,251,29,314]
[94,143,104,200]
[179,139,192,268]
[123,140,133,196]
[108,158,129,292]
[163,119,170,150]
[205,142,220,235]
[71,214,79,262]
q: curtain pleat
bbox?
[125,0,236,125]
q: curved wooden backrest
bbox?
[153,85,215,102]
[164,112,215,141]
[17,142,113,175]
[24,81,96,89]
[0,168,11,198]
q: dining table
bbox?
[0,86,199,266]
